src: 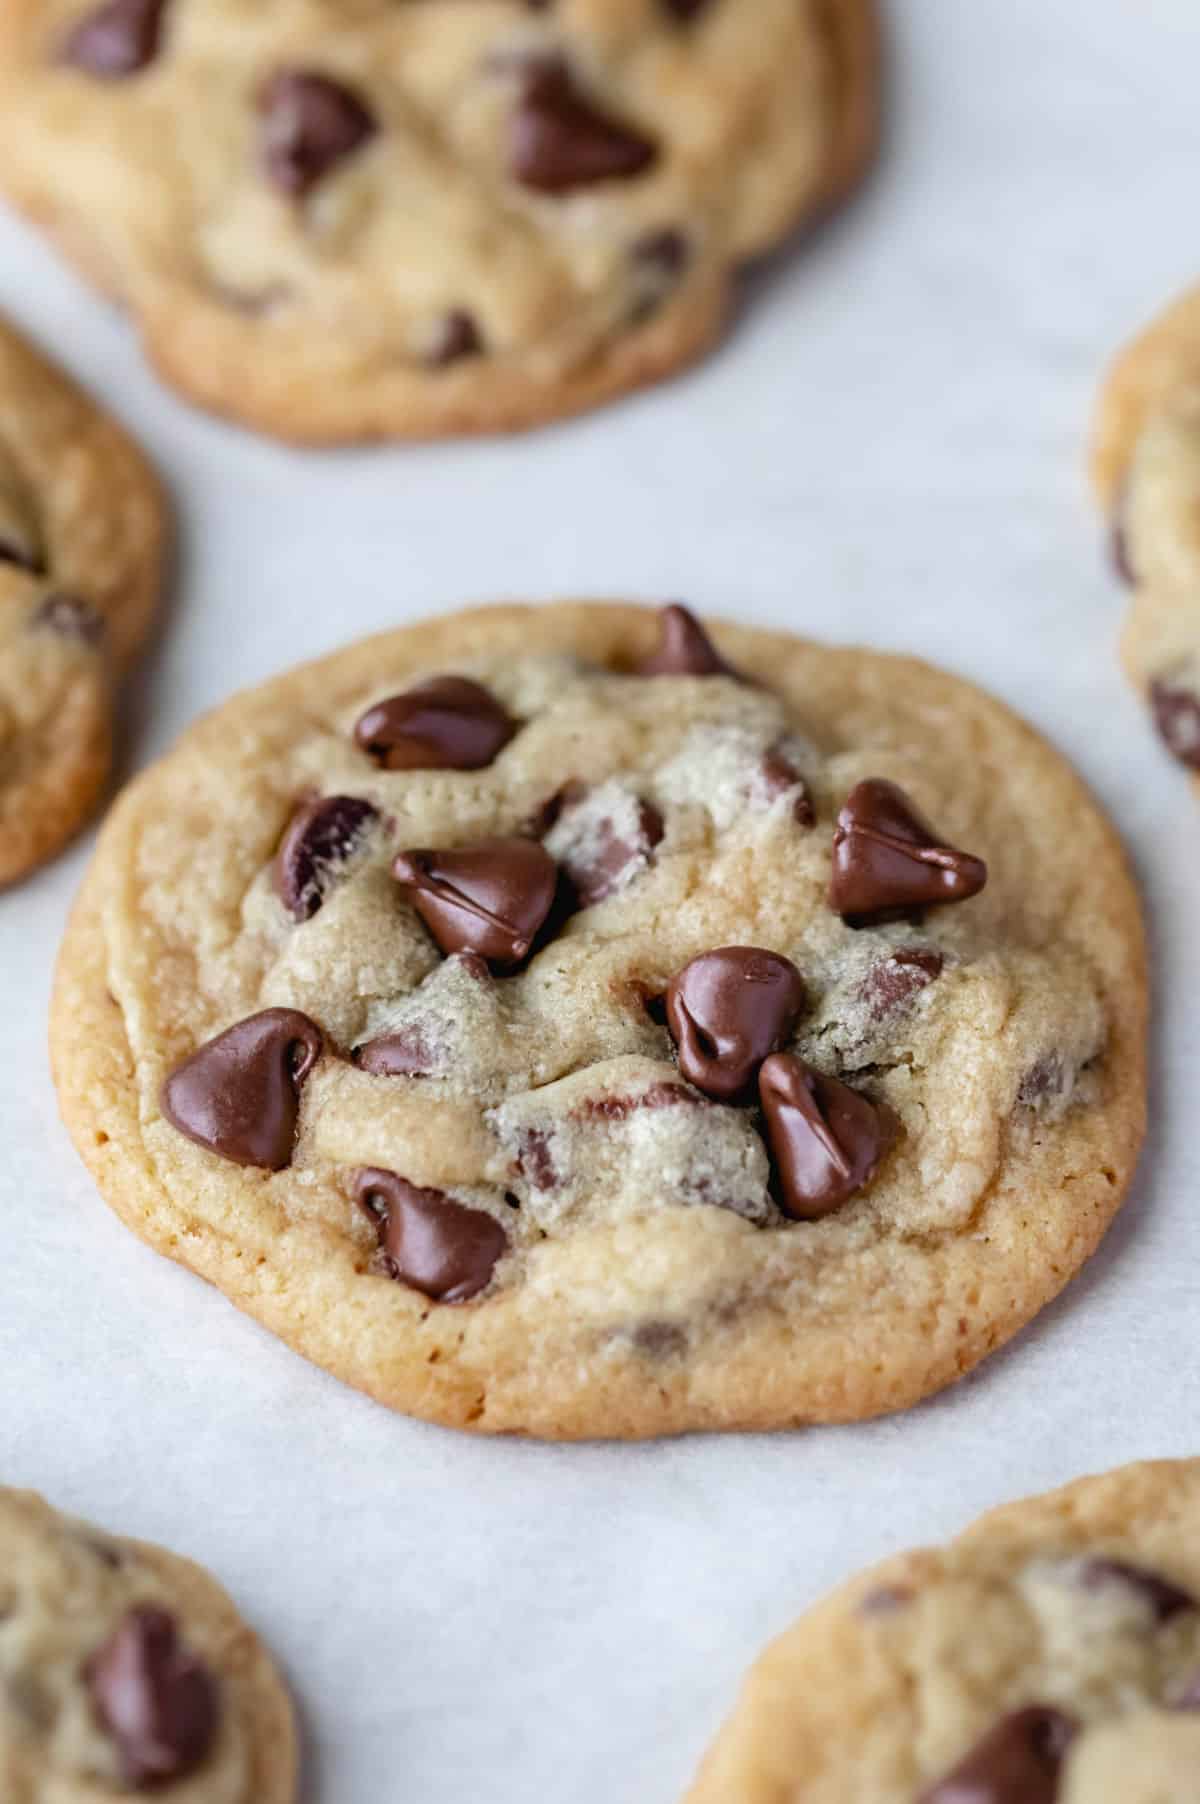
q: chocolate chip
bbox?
[759,747,815,826]
[631,1320,687,1358]
[1150,679,1200,771]
[355,1026,434,1077]
[354,676,515,771]
[259,70,376,197]
[87,1607,218,1789]
[1017,1053,1068,1109]
[663,0,711,17]
[160,1008,322,1169]
[666,947,805,1102]
[634,227,690,282]
[31,593,105,645]
[758,1053,888,1219]
[917,1706,1077,1804]
[1077,1557,1195,1623]
[60,0,167,77]
[829,779,987,924]
[354,1168,507,1302]
[553,794,665,906]
[392,838,557,970]
[636,603,741,679]
[0,535,42,574]
[516,1126,558,1189]
[510,58,656,193]
[580,1081,696,1122]
[274,795,378,921]
[857,947,943,1022]
[426,310,483,367]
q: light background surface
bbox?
[1,3,1198,1798]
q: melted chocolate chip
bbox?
[355,1168,507,1302]
[633,227,690,283]
[758,1053,887,1219]
[556,796,665,906]
[1150,679,1200,771]
[631,1320,687,1358]
[260,69,376,196]
[857,947,944,1022]
[160,1008,322,1169]
[760,748,815,826]
[427,310,483,367]
[510,58,657,192]
[32,593,105,645]
[1077,1557,1195,1622]
[636,603,741,679]
[274,795,378,921]
[666,947,805,1102]
[87,1607,218,1789]
[0,535,42,574]
[917,1706,1078,1804]
[354,676,515,771]
[392,838,557,969]
[1017,1053,1069,1109]
[829,779,987,924]
[61,0,167,77]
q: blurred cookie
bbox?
[686,1459,1200,1803]
[0,1486,295,1800]
[51,600,1144,1439]
[0,0,877,440]
[0,313,166,886]
[1093,284,1200,782]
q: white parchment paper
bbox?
[3,4,1200,1798]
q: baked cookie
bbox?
[50,600,1145,1439]
[1092,284,1200,781]
[0,313,167,887]
[0,0,877,442]
[0,1486,295,1800]
[685,1458,1200,1803]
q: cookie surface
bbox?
[51,601,1145,1439]
[1092,284,1200,783]
[0,0,876,442]
[0,313,167,887]
[685,1458,1200,1803]
[0,1486,295,1801]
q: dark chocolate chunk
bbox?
[666,947,805,1102]
[88,1606,218,1789]
[160,1008,322,1169]
[917,1706,1077,1804]
[1150,679,1200,771]
[354,676,515,771]
[260,69,376,197]
[426,310,483,367]
[510,58,656,192]
[61,0,167,77]
[392,838,557,970]
[829,779,987,923]
[355,1167,507,1302]
[274,795,378,921]
[857,947,944,1022]
[636,603,741,679]
[758,1052,888,1219]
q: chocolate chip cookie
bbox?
[0,0,877,442]
[0,312,167,887]
[1092,284,1200,781]
[50,601,1145,1438]
[0,1486,295,1799]
[685,1459,1200,1803]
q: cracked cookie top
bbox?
[50,601,1146,1439]
[0,313,166,887]
[0,1487,294,1802]
[685,1459,1200,1804]
[0,0,876,440]
[1093,283,1200,782]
